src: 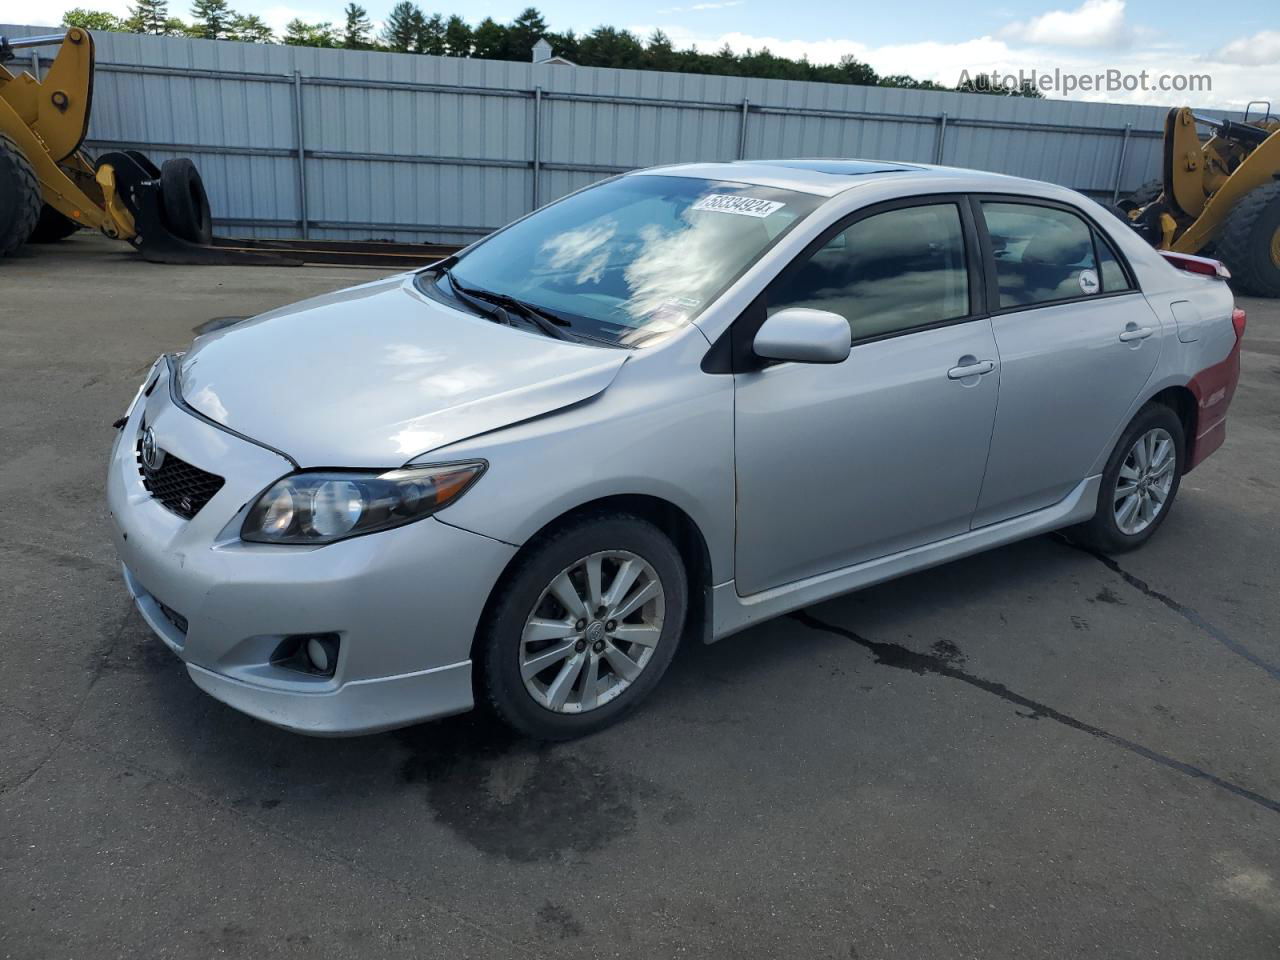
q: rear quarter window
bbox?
[1095,230,1134,293]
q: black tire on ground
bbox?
[1125,178,1164,209]
[28,203,82,243]
[94,151,159,218]
[1069,403,1185,554]
[1216,181,1280,298]
[0,133,42,257]
[159,157,212,245]
[125,150,161,179]
[479,512,688,740]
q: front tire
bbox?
[1217,182,1280,298]
[479,513,687,740]
[1071,404,1184,554]
[0,133,41,257]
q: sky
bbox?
[4,0,1277,108]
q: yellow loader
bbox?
[1118,104,1280,297]
[0,28,260,263]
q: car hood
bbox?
[178,275,628,467]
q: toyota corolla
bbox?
[106,159,1244,739]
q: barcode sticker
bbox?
[691,194,785,218]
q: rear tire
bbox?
[1069,404,1184,554]
[479,512,687,740]
[28,203,81,243]
[159,157,212,245]
[0,133,41,257]
[1217,182,1280,298]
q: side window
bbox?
[981,202,1099,308]
[1095,231,1133,292]
[768,203,970,341]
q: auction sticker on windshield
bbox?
[691,194,786,218]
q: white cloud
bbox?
[1207,29,1280,66]
[656,0,744,13]
[258,5,340,31]
[0,0,128,26]
[1000,0,1131,48]
[630,23,1279,109]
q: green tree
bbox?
[470,17,507,59]
[505,6,547,61]
[341,3,373,49]
[381,1,423,52]
[226,13,272,42]
[838,54,878,86]
[417,12,446,55]
[189,0,232,39]
[577,26,644,69]
[125,0,169,33]
[61,8,127,30]
[442,14,471,55]
[644,29,675,71]
[879,74,945,90]
[284,18,338,46]
[545,28,579,62]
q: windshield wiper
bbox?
[439,268,515,327]
[441,269,576,342]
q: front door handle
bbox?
[1119,324,1155,342]
[947,359,995,379]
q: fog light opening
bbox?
[270,633,340,678]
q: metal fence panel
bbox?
[4,22,1237,242]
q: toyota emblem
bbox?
[141,426,164,471]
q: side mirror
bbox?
[753,308,851,364]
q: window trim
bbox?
[704,192,989,374]
[970,194,1141,315]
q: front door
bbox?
[733,199,1000,596]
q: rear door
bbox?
[732,197,1000,596]
[971,197,1162,527]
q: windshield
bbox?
[434,175,823,345]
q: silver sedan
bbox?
[106,159,1244,739]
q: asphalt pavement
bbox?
[3,234,1279,959]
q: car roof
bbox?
[634,159,1041,198]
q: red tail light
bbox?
[1232,307,1247,341]
[1160,250,1232,279]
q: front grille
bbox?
[136,441,225,520]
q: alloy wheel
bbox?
[1113,427,1175,535]
[519,550,665,714]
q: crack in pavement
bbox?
[0,698,547,960]
[1055,536,1280,683]
[1,607,134,799]
[790,610,1280,817]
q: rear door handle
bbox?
[947,359,995,379]
[1119,325,1155,342]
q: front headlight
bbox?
[241,461,486,544]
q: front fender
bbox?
[426,333,736,582]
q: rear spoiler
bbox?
[1160,250,1231,280]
